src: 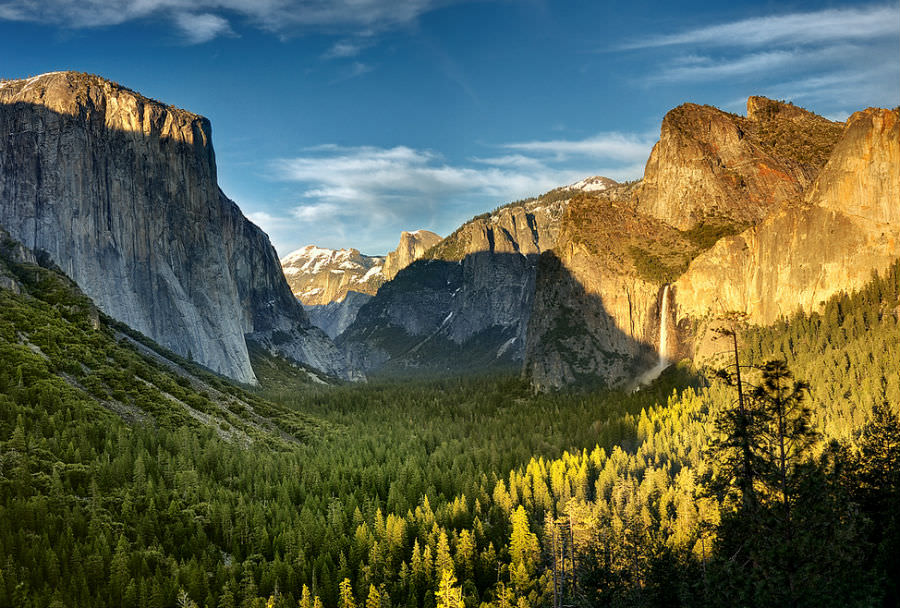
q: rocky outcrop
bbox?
[0,224,37,293]
[338,196,570,374]
[281,246,385,305]
[0,71,354,383]
[674,107,900,327]
[525,101,895,390]
[383,230,442,280]
[634,97,843,230]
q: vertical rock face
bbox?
[634,98,843,230]
[338,197,569,374]
[674,107,900,327]
[382,230,442,280]
[524,191,692,390]
[804,108,899,225]
[0,71,353,383]
[526,101,896,390]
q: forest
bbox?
[0,251,898,608]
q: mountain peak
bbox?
[568,176,618,192]
[384,230,442,280]
[746,96,836,124]
[0,71,207,140]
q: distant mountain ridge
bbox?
[0,71,356,384]
[281,230,441,307]
[281,246,386,305]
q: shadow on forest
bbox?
[335,247,700,392]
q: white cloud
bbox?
[330,61,374,83]
[263,136,651,254]
[0,0,470,41]
[624,4,899,112]
[323,39,372,59]
[625,5,899,49]
[503,132,656,163]
[174,12,234,44]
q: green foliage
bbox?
[680,218,748,250]
[628,245,686,284]
[1,239,897,607]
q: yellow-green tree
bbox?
[339,578,356,608]
[435,570,462,608]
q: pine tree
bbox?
[365,584,381,608]
[339,578,356,608]
[434,570,462,608]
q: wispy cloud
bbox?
[0,0,475,43]
[323,39,373,59]
[625,5,899,50]
[625,4,899,112]
[173,12,235,44]
[261,135,650,254]
[329,61,374,84]
[503,132,655,163]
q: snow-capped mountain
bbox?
[280,230,442,306]
[567,175,619,192]
[280,246,386,306]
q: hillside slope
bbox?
[0,225,330,445]
[338,191,575,375]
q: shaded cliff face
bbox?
[524,192,695,390]
[0,71,354,383]
[281,246,385,305]
[338,195,569,374]
[674,107,900,329]
[634,97,843,230]
[303,291,373,339]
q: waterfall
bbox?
[658,284,671,364]
[634,284,672,389]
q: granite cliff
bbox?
[0,71,354,383]
[526,99,897,389]
[524,187,692,389]
[634,97,843,230]
[673,107,899,333]
[337,190,578,375]
[383,230,442,280]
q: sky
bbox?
[0,1,897,256]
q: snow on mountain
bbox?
[280,245,386,306]
[568,175,619,192]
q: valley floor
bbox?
[1,257,898,608]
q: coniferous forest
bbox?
[1,235,898,607]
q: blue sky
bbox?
[1,1,897,256]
